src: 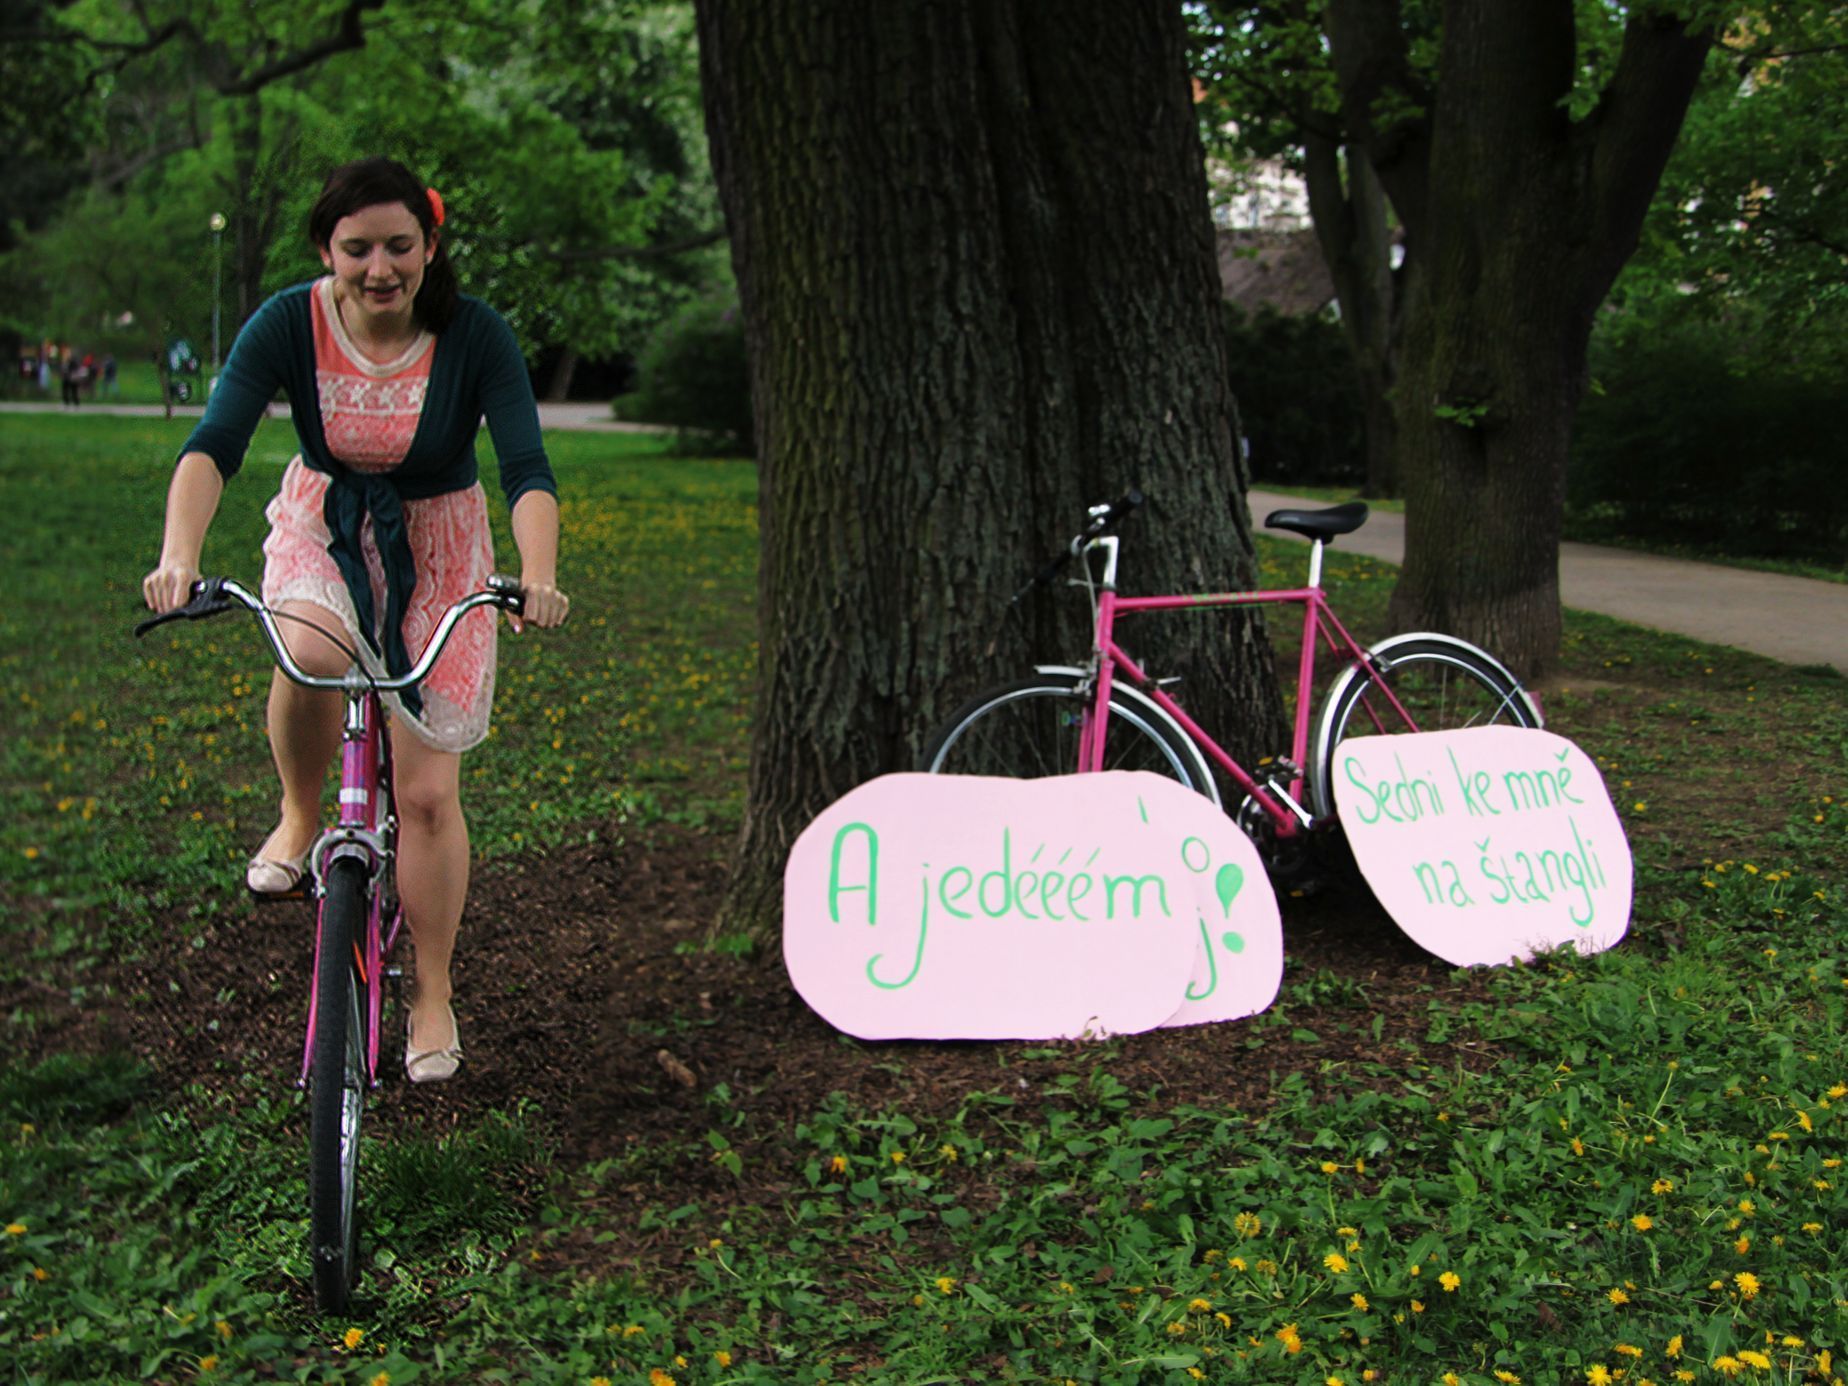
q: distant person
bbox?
[141,157,570,1084]
[100,354,116,398]
[60,350,82,407]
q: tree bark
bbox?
[1303,134,1399,497]
[695,0,1284,947]
[1319,0,1710,677]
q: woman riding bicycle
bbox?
[141,157,570,1084]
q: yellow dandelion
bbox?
[935,1276,956,1294]
[1443,1374,1461,1386]
[1167,1321,1187,1336]
[1733,1271,1760,1299]
[1735,1234,1750,1254]
[713,1350,733,1367]
[1411,1299,1426,1313]
[648,1372,677,1386]
[1188,1298,1212,1313]
[1324,1251,1350,1273]
[1608,1287,1630,1306]
[199,1357,219,1374]
[1712,1359,1743,1378]
[1228,1256,1247,1271]
[1651,1178,1674,1194]
[1350,1292,1369,1310]
[4,1223,25,1236]
[367,1374,389,1386]
[890,1150,906,1165]
[1495,1373,1521,1385]
[592,1378,613,1386]
[1631,1214,1654,1231]
[622,1325,647,1338]
[1666,1335,1682,1357]
[342,1328,364,1350]
[1571,1137,1586,1156]
[828,1154,847,1173]
[1615,1343,1643,1358]
[1587,1368,1613,1386]
[1320,1160,1340,1175]
[1439,1271,1461,1292]
[939,1144,958,1161]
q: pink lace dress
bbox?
[260,277,497,751]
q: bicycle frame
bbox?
[1075,535,1419,839]
[163,575,517,1092]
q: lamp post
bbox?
[209,212,227,378]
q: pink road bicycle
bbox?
[921,492,1543,874]
[137,575,524,1313]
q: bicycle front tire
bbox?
[1309,633,1542,821]
[309,856,369,1314]
[920,672,1219,806]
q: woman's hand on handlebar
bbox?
[142,561,200,614]
[509,579,570,634]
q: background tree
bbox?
[1196,2,1715,676]
[693,0,1285,943]
[1,0,723,379]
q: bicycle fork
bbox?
[301,688,398,1090]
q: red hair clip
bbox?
[426,187,446,227]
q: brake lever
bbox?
[133,581,234,638]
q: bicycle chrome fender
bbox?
[1309,632,1543,820]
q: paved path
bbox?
[6,403,1839,672]
[1250,489,1848,675]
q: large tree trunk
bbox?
[1320,0,1710,677]
[695,0,1284,946]
[1303,135,1399,498]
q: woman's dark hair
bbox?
[308,157,460,333]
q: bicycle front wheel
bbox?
[920,672,1220,807]
[1309,633,1542,821]
[309,856,369,1314]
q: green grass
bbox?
[3,415,1846,1383]
[0,414,755,952]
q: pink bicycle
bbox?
[136,575,524,1313]
[922,493,1542,870]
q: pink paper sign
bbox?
[1331,726,1631,966]
[783,771,1282,1040]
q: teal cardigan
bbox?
[181,281,557,708]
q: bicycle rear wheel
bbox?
[1308,633,1542,820]
[920,672,1219,807]
[309,856,369,1314]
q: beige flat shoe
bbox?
[246,851,309,899]
[405,1005,462,1084]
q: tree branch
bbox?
[1584,12,1714,294]
[545,227,729,263]
[216,0,389,96]
[1321,0,1431,235]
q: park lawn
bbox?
[2,414,1846,1384]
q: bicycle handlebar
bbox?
[134,575,526,693]
[1011,489,1144,603]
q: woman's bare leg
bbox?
[259,600,350,862]
[391,725,468,1054]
